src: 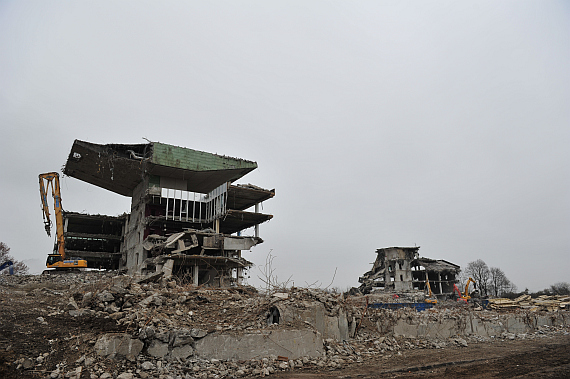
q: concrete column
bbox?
[123,178,149,273]
[193,263,199,285]
[254,203,260,237]
[438,273,443,294]
[237,251,243,285]
[163,259,174,279]
[237,267,243,285]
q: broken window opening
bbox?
[267,306,280,325]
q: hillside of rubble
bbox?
[0,272,569,379]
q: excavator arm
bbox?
[425,279,437,304]
[39,172,66,260]
[464,277,476,299]
[453,283,468,303]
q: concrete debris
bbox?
[3,272,569,379]
[488,294,570,311]
[94,334,144,359]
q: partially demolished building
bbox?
[61,140,274,286]
[358,247,460,296]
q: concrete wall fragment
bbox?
[195,330,324,360]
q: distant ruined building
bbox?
[61,140,274,286]
[358,247,460,296]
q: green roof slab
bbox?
[152,143,257,172]
[64,140,258,196]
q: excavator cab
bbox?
[46,254,63,266]
[46,254,87,269]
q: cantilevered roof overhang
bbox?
[227,184,275,211]
[64,140,258,196]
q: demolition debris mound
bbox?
[0,272,569,379]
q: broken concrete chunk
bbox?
[139,294,157,307]
[454,337,468,347]
[109,312,125,320]
[22,358,34,369]
[171,329,194,347]
[147,340,169,358]
[81,292,93,307]
[141,361,155,370]
[94,334,143,359]
[190,328,208,339]
[171,344,194,359]
[67,297,79,310]
[110,276,131,294]
[155,331,170,343]
[153,296,163,306]
[272,293,289,300]
[97,291,115,302]
[138,326,155,341]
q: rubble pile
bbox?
[488,294,570,311]
[1,273,569,379]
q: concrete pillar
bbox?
[193,263,199,285]
[237,267,243,285]
[254,203,260,237]
[123,178,149,273]
[163,259,174,279]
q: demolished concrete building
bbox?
[61,139,274,285]
[358,247,460,296]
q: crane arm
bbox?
[464,277,476,298]
[424,279,437,304]
[39,174,52,236]
[39,172,65,259]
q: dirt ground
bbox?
[271,335,570,379]
[1,275,569,379]
[0,277,127,379]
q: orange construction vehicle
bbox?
[425,279,438,304]
[39,172,87,270]
[453,283,468,303]
[463,277,476,300]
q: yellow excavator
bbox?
[462,277,476,300]
[39,172,87,270]
[425,279,438,304]
[453,277,477,303]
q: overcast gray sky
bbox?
[1,1,568,291]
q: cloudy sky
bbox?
[1,1,568,291]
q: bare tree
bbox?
[549,282,570,295]
[256,250,292,294]
[465,259,490,296]
[0,242,29,275]
[489,267,516,297]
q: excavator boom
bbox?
[39,172,87,270]
[39,172,65,258]
[425,279,437,304]
[464,277,476,299]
